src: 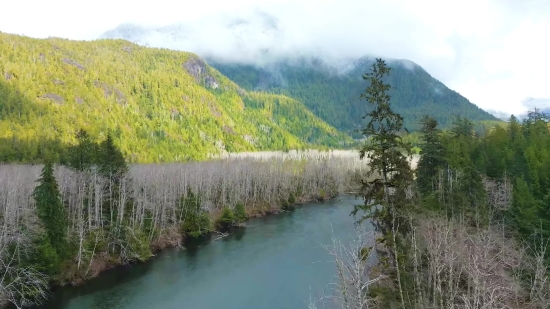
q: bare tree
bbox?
[0,230,49,309]
[0,150,372,292]
[310,224,384,309]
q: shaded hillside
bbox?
[208,57,499,136]
[0,33,351,163]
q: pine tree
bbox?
[234,202,247,224]
[416,116,446,195]
[98,133,127,179]
[68,129,98,171]
[180,189,211,238]
[217,207,235,230]
[353,58,414,308]
[32,162,68,261]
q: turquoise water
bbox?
[32,195,368,309]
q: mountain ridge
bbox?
[100,23,499,135]
[207,56,498,136]
[0,32,350,163]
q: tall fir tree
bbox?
[353,58,414,308]
[416,116,446,196]
[97,133,128,227]
[68,129,98,171]
[32,162,68,261]
[98,133,127,179]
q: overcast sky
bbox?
[2,0,550,117]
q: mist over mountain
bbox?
[207,56,498,135]
[101,10,310,66]
[101,22,499,134]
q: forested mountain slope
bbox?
[209,57,499,136]
[0,33,351,162]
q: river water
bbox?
[32,195,370,309]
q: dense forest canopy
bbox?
[0,32,352,163]
[348,60,550,308]
[208,57,499,136]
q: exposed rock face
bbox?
[183,58,219,89]
[222,124,235,135]
[94,81,126,105]
[122,45,133,53]
[40,93,65,104]
[62,58,86,70]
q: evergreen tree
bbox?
[96,133,128,227]
[234,202,247,224]
[353,58,414,308]
[68,129,98,171]
[217,207,235,230]
[510,178,543,238]
[508,115,520,141]
[98,133,127,179]
[416,116,446,195]
[179,188,211,238]
[32,162,68,261]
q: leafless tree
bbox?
[0,224,49,308]
[0,151,371,289]
[310,224,384,309]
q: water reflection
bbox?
[25,195,364,309]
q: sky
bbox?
[2,0,550,117]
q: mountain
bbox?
[101,23,499,137]
[207,57,499,136]
[0,32,351,163]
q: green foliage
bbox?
[416,116,446,195]
[288,192,296,205]
[123,227,153,261]
[416,116,490,225]
[354,58,414,225]
[511,177,542,237]
[25,234,61,276]
[352,58,415,308]
[209,57,499,137]
[97,133,128,178]
[68,129,98,171]
[0,33,350,163]
[178,189,211,238]
[32,162,68,261]
[217,207,235,230]
[417,108,550,240]
[281,192,297,210]
[234,202,247,224]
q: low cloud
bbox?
[2,0,550,115]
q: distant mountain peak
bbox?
[208,57,497,135]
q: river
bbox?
[30,195,370,309]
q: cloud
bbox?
[2,0,550,115]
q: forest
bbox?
[208,56,500,136]
[1,32,550,309]
[310,59,550,309]
[0,135,369,308]
[0,32,351,164]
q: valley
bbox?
[1,19,550,309]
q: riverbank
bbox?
[57,191,339,287]
[1,193,341,309]
[1,153,366,308]
[28,195,363,309]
